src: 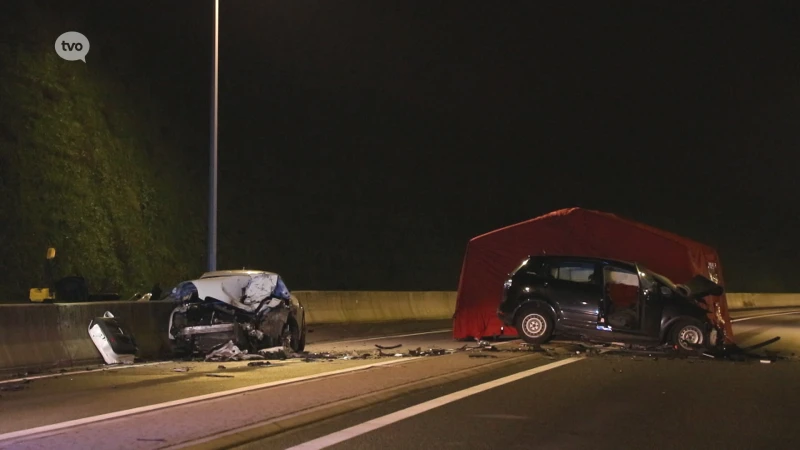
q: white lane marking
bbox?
[0,361,170,385]
[286,356,583,450]
[310,329,451,345]
[0,357,418,445]
[731,310,800,323]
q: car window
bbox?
[550,262,595,283]
[605,267,638,286]
[522,258,545,275]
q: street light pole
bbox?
[208,0,219,272]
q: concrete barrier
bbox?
[725,293,800,310]
[0,291,797,374]
[297,291,456,324]
[0,305,67,373]
[0,302,174,374]
[0,291,456,374]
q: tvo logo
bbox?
[55,31,90,63]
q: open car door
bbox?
[600,265,643,331]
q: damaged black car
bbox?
[168,270,307,355]
[497,255,725,352]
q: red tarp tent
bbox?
[453,207,733,342]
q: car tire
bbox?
[515,305,555,345]
[669,318,708,352]
[296,324,307,353]
[286,318,305,353]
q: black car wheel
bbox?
[284,318,306,353]
[295,322,307,353]
[669,318,707,352]
[515,305,555,345]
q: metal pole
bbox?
[208,0,219,272]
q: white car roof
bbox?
[199,270,278,279]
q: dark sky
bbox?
[35,1,800,290]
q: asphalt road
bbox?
[730,310,800,353]
[1,311,798,449]
[238,311,800,450]
[262,355,800,450]
[0,321,460,435]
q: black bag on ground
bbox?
[54,276,89,302]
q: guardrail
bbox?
[0,291,797,374]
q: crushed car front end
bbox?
[167,270,306,355]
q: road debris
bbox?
[375,344,402,350]
[462,340,499,351]
[205,341,243,361]
[172,367,191,372]
[341,351,371,360]
[205,341,267,362]
[247,361,272,367]
[0,383,28,392]
[510,343,559,358]
[570,335,788,364]
[206,373,234,378]
[407,347,447,357]
[469,354,498,359]
[258,347,289,360]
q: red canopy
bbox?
[453,207,733,342]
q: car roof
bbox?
[529,255,637,271]
[200,270,278,279]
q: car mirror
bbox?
[660,286,672,297]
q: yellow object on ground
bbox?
[29,288,54,302]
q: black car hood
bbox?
[680,275,724,299]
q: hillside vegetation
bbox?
[0,2,206,300]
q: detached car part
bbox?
[167,270,306,356]
[88,311,138,365]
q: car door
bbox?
[603,264,643,331]
[635,264,669,338]
[545,260,602,328]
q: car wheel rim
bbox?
[678,325,703,349]
[521,314,547,338]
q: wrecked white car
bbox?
[167,270,306,355]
